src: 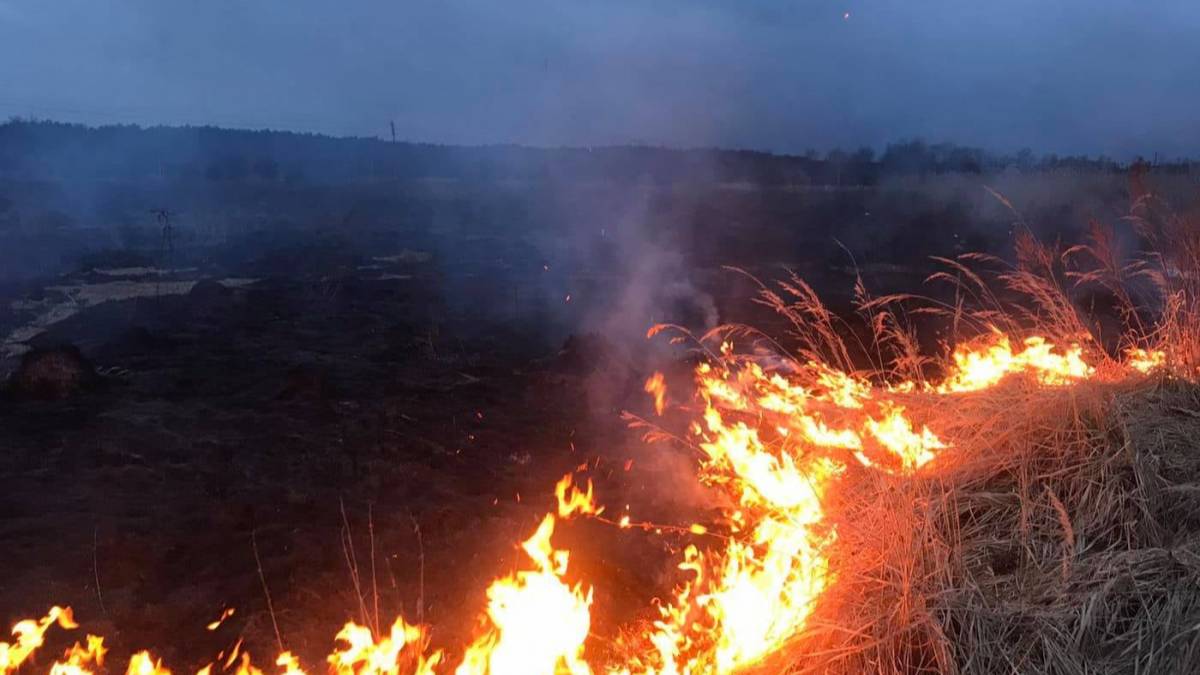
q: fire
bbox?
[455,515,593,675]
[231,654,263,675]
[556,474,603,518]
[49,636,106,675]
[600,329,1158,673]
[206,608,236,631]
[864,403,945,471]
[328,618,441,675]
[2,606,77,675]
[125,652,170,675]
[1127,347,1166,373]
[693,356,943,473]
[936,331,1093,393]
[2,329,1181,675]
[644,373,668,416]
[275,652,307,675]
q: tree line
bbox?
[1,119,1193,187]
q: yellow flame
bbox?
[206,608,236,631]
[232,653,263,675]
[6,331,1177,675]
[274,652,306,675]
[49,635,106,675]
[937,332,1093,393]
[1,606,77,675]
[455,515,593,675]
[1127,347,1166,373]
[644,373,668,416]
[864,404,944,471]
[556,474,603,518]
[125,651,171,675]
[328,618,440,675]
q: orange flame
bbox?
[49,635,106,675]
[328,618,441,675]
[1127,347,1166,374]
[455,515,592,675]
[937,332,1093,393]
[5,331,1180,675]
[1,606,77,675]
[125,651,171,675]
[206,607,236,631]
[644,373,667,416]
[275,652,307,675]
[556,474,603,518]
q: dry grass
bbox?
[709,193,1200,673]
[795,376,1200,674]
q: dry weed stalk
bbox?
[694,195,1200,673]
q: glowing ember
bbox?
[206,608,236,631]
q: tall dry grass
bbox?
[709,195,1200,673]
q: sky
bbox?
[0,0,1197,157]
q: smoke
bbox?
[504,178,719,440]
[581,184,718,347]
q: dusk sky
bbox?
[1,0,1197,157]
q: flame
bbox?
[693,356,943,473]
[864,404,945,471]
[206,608,236,631]
[455,515,593,675]
[125,652,170,675]
[644,373,668,416]
[936,332,1093,393]
[4,330,1179,675]
[556,474,603,518]
[1,606,77,675]
[231,653,263,675]
[49,636,106,675]
[329,618,441,675]
[1127,347,1166,373]
[275,652,307,675]
[608,361,845,674]
[604,331,1150,673]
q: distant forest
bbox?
[2,119,1195,187]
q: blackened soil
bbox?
[0,272,710,669]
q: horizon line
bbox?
[4,116,1192,166]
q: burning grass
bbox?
[6,212,1200,673]
[742,216,1200,673]
[797,371,1200,673]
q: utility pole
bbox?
[389,121,398,180]
[148,208,175,301]
[150,208,175,268]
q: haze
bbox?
[1,0,1198,157]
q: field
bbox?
[2,126,1200,673]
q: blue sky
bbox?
[1,0,1196,156]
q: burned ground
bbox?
[2,142,1197,672]
[0,259,724,667]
